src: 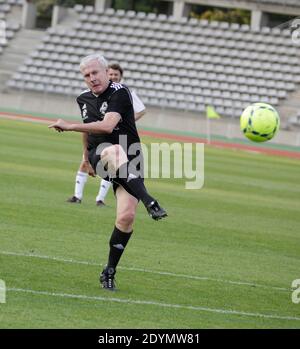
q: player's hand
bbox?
[88,164,96,177]
[82,160,96,177]
[48,119,72,132]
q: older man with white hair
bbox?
[49,54,167,291]
[67,62,146,206]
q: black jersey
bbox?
[76,82,141,154]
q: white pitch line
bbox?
[0,250,289,292]
[7,287,300,322]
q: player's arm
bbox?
[82,132,89,161]
[134,110,146,121]
[80,133,95,176]
[131,90,146,121]
[48,112,121,133]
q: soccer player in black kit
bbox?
[49,54,167,290]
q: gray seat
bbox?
[8,4,300,114]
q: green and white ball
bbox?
[240,103,280,142]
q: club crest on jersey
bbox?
[100,101,108,116]
[81,103,88,120]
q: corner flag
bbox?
[206,105,221,119]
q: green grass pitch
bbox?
[0,119,300,328]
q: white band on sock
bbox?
[96,179,112,202]
[74,171,88,200]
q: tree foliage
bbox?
[31,0,93,17]
[191,8,250,24]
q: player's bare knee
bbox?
[100,146,113,159]
[114,145,128,168]
[116,210,135,227]
[101,145,128,172]
[100,146,116,173]
[101,145,118,163]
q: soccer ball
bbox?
[240,103,280,142]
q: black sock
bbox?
[114,162,155,206]
[107,226,133,270]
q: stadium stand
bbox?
[0,0,21,55]
[288,112,300,127]
[0,0,22,91]
[5,5,300,117]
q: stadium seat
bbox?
[6,4,300,117]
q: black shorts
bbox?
[88,147,141,200]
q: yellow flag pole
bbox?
[206,105,221,144]
[206,115,211,144]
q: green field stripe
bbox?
[7,287,300,323]
[0,250,290,292]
